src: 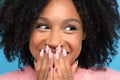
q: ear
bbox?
[82,33,86,40]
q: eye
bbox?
[37,24,49,30]
[64,25,77,31]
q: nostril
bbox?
[48,44,58,50]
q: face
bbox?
[29,0,85,64]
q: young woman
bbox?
[0,0,120,80]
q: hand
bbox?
[34,45,78,80]
[34,48,54,80]
[52,49,78,80]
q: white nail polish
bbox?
[45,45,49,54]
[63,49,67,56]
[56,45,61,53]
[49,49,52,59]
[76,60,78,65]
[34,62,36,67]
[56,51,59,60]
[40,49,44,57]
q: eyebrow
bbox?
[37,17,50,23]
[37,17,81,25]
[62,18,81,25]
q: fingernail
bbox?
[76,60,78,65]
[39,49,44,57]
[55,51,59,60]
[34,59,37,67]
[34,62,36,67]
[49,49,53,59]
[63,49,67,56]
[75,60,78,67]
[45,45,49,54]
[56,45,61,53]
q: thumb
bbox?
[71,60,78,75]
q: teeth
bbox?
[39,49,44,57]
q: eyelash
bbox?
[37,24,49,29]
[36,23,77,31]
[64,25,77,31]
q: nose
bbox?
[46,31,61,49]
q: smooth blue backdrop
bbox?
[0,0,120,74]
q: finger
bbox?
[44,50,53,80]
[47,66,53,80]
[54,67,61,80]
[62,49,73,80]
[54,51,63,80]
[39,51,49,80]
[34,49,44,77]
[58,50,68,80]
[71,60,78,75]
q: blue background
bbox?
[0,0,120,74]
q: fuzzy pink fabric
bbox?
[0,65,120,80]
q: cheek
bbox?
[29,30,42,58]
[30,31,41,47]
[68,35,83,63]
[71,41,82,62]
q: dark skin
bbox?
[29,0,83,80]
[34,47,78,80]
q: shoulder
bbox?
[0,65,36,80]
[103,67,120,79]
[0,69,22,80]
[74,67,120,80]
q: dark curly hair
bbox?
[0,0,120,69]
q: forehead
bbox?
[45,0,74,9]
[40,0,79,18]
